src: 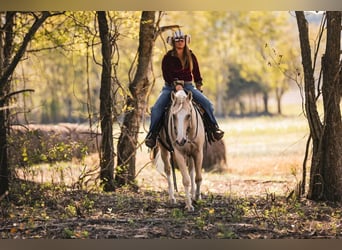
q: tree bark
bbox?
[0,12,51,196]
[320,11,342,201]
[0,12,14,196]
[115,11,156,187]
[275,87,284,115]
[295,11,323,200]
[296,11,342,201]
[262,91,269,114]
[97,11,115,192]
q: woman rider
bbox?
[145,29,224,148]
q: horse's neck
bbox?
[186,102,201,140]
[189,104,198,138]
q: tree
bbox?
[17,11,103,124]
[296,11,342,201]
[115,11,157,187]
[97,11,115,191]
[0,11,53,196]
[226,11,297,116]
[225,64,264,116]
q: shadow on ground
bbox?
[1,179,341,239]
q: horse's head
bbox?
[170,90,193,146]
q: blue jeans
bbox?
[148,83,218,133]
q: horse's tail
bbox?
[152,147,167,179]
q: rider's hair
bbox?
[171,42,193,72]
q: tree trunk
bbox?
[0,12,51,196]
[319,12,342,201]
[115,11,156,187]
[0,12,14,196]
[0,105,8,196]
[296,11,324,200]
[296,11,342,201]
[275,87,284,115]
[97,11,115,192]
[262,91,269,114]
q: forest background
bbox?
[1,11,342,239]
[10,11,321,124]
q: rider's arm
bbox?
[191,53,203,84]
[162,54,174,85]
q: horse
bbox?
[154,89,205,211]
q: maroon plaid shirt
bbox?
[162,50,203,85]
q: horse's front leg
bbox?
[175,151,194,211]
[193,152,203,201]
[160,148,176,205]
[189,158,196,200]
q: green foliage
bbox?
[65,204,77,217]
[9,11,306,123]
[62,228,75,238]
[216,225,238,239]
[16,139,87,166]
[13,11,141,124]
[171,208,184,221]
[152,11,302,117]
[62,227,89,239]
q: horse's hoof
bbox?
[169,198,177,205]
[196,194,202,200]
[186,205,195,212]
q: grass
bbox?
[15,113,310,198]
[7,113,342,239]
[223,115,309,175]
[136,114,310,198]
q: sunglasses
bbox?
[174,37,184,42]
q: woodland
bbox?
[0,11,341,239]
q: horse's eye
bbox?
[186,114,191,120]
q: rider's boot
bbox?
[213,125,224,141]
[145,131,158,149]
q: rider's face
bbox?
[174,38,185,49]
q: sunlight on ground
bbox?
[136,115,309,197]
[15,115,310,198]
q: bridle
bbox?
[169,93,199,144]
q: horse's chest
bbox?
[176,142,198,155]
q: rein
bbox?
[159,91,202,193]
[170,97,200,143]
[189,102,200,142]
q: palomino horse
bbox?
[154,90,205,211]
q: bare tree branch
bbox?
[0,12,52,92]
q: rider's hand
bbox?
[175,84,183,91]
[196,84,203,92]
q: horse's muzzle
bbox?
[176,138,187,146]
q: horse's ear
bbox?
[187,91,193,101]
[171,91,175,101]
